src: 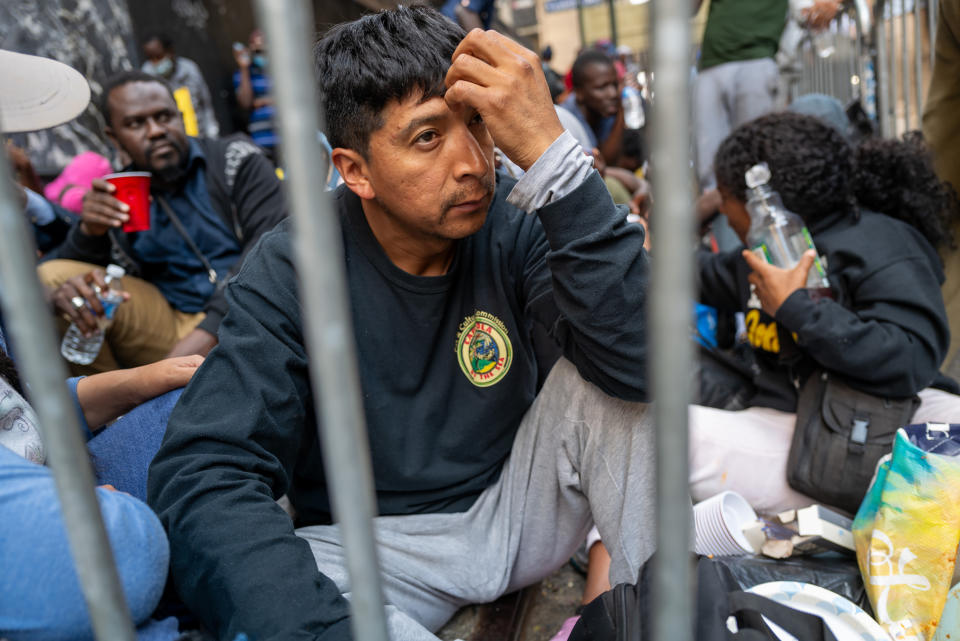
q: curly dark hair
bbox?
[714,112,957,250]
[854,131,956,250]
[714,112,855,225]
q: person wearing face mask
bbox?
[141,33,219,139]
[232,29,278,162]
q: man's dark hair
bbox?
[99,70,176,128]
[715,112,957,251]
[142,32,174,50]
[313,5,465,157]
[571,50,613,89]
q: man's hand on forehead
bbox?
[445,29,564,172]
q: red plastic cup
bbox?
[104,172,151,232]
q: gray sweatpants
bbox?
[296,358,658,640]
[694,57,782,251]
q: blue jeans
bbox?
[0,389,183,640]
[88,389,183,502]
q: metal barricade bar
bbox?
[0,161,136,636]
[650,0,695,639]
[901,0,911,127]
[873,0,938,138]
[787,0,871,109]
[252,1,390,640]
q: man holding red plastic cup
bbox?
[100,172,151,232]
[40,70,287,374]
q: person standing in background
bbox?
[692,0,839,250]
[923,0,960,380]
[232,29,278,162]
[141,33,220,139]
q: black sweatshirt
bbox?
[147,172,650,640]
[697,207,953,412]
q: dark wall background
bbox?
[3,0,379,176]
[125,0,376,141]
[0,0,138,175]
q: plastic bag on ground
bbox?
[853,424,960,640]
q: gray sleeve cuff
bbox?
[506,130,594,213]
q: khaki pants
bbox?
[38,259,204,375]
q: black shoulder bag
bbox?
[786,370,920,514]
[569,555,843,641]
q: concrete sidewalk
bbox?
[438,562,585,641]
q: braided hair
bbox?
[714,112,956,251]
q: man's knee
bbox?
[37,259,101,290]
[538,358,654,443]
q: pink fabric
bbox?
[43,151,112,214]
[549,616,581,641]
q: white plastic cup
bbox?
[693,491,758,556]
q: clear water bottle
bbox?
[622,86,645,130]
[744,163,831,293]
[60,264,126,365]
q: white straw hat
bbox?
[0,49,90,133]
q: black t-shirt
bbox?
[149,171,651,640]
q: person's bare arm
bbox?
[76,355,203,429]
[598,106,625,167]
[7,142,43,194]
[233,46,254,112]
[166,328,218,359]
[803,0,841,29]
[583,541,613,604]
[692,0,706,14]
[604,166,641,193]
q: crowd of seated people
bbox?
[4,5,960,641]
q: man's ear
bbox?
[104,127,132,167]
[104,126,120,152]
[331,148,375,201]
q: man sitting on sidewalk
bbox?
[40,70,287,373]
[559,49,625,166]
[149,7,657,641]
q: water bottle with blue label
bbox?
[744,162,832,295]
[60,264,126,365]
